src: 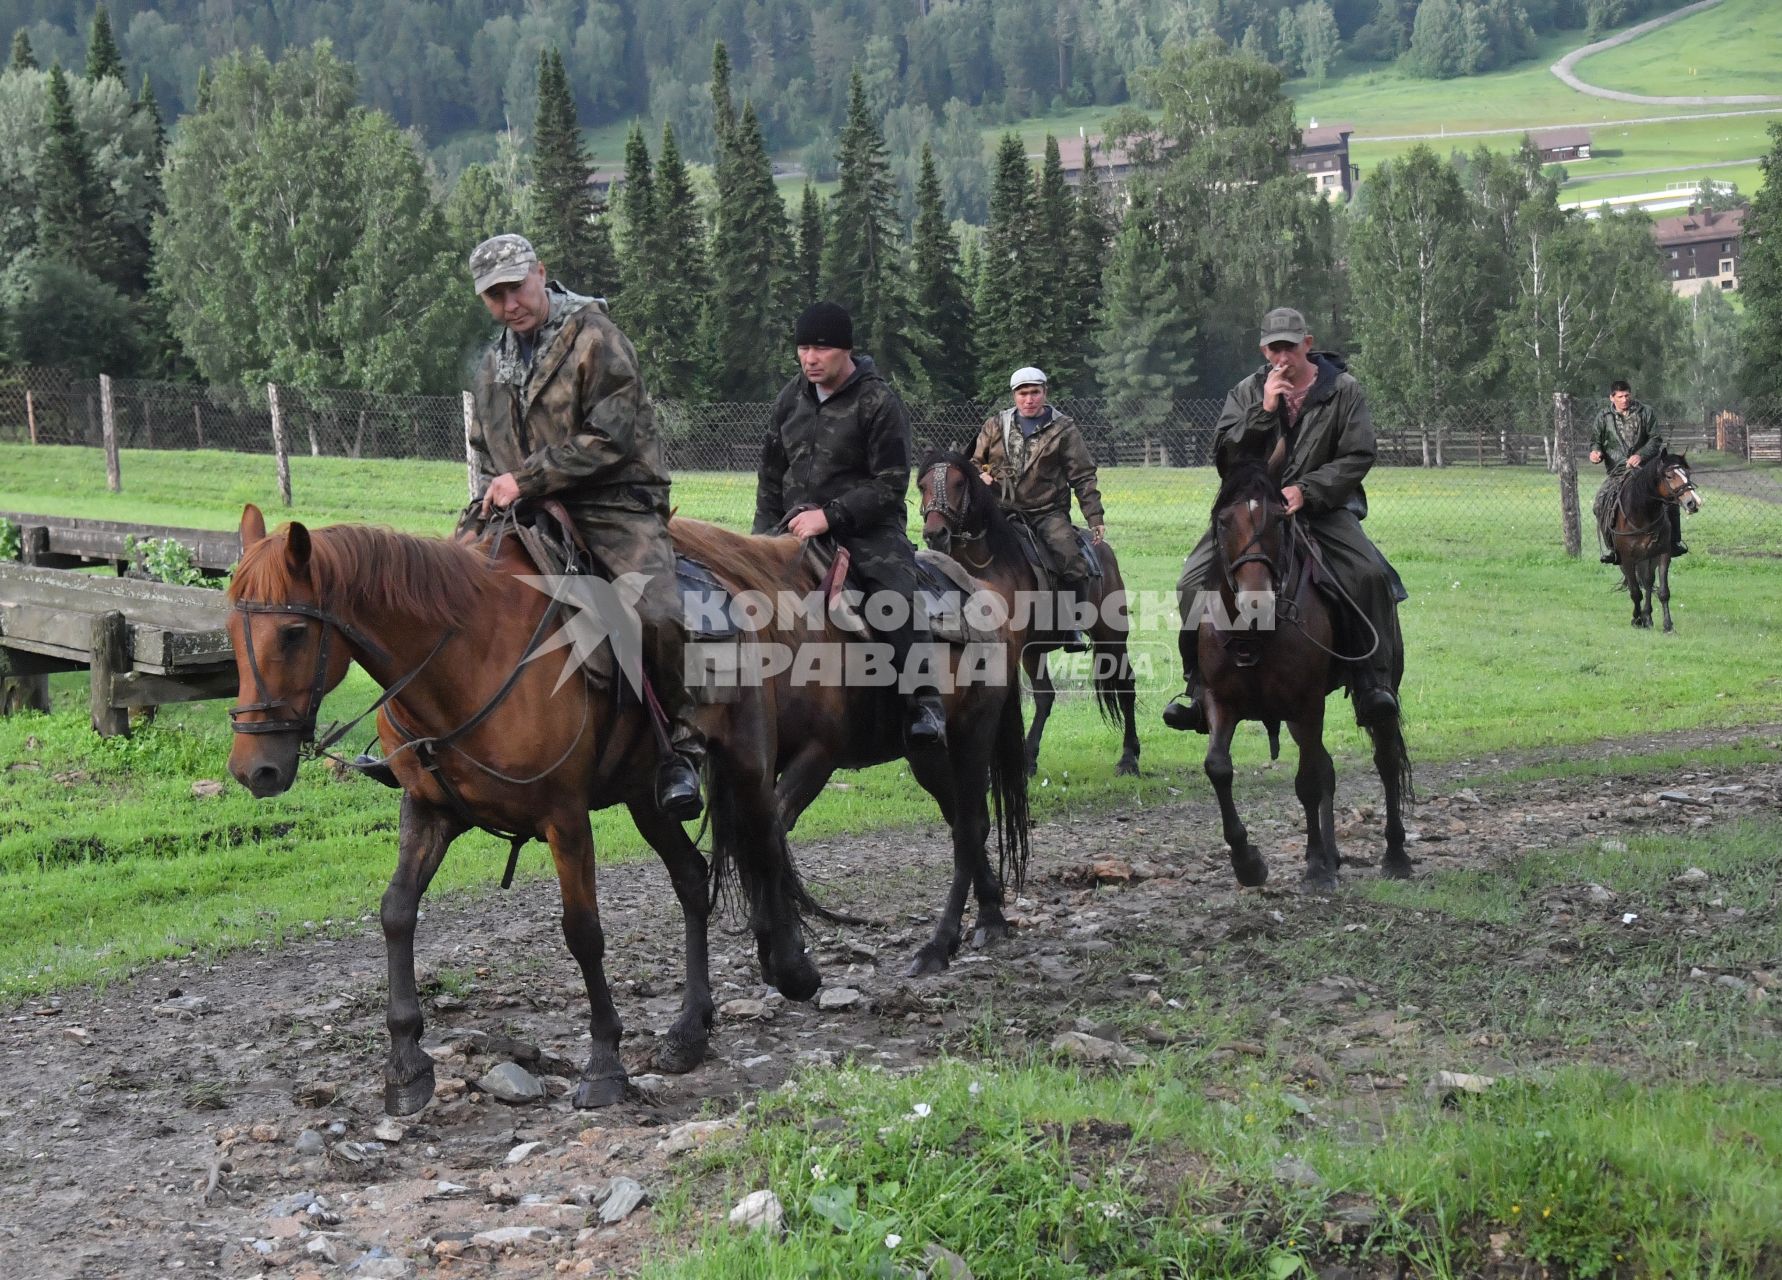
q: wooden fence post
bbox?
[1555,391,1581,558]
[268,382,293,507]
[25,389,36,444]
[89,610,130,737]
[193,403,205,449]
[463,390,478,500]
[100,374,121,493]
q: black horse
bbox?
[1607,450,1702,632]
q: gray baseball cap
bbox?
[469,234,538,294]
[1259,306,1309,346]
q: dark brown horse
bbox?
[1609,450,1701,632]
[225,505,820,1116]
[1189,436,1412,890]
[669,518,1031,976]
[916,451,1140,778]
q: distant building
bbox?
[1290,120,1357,201]
[1049,134,1139,186]
[1650,204,1747,295]
[1531,127,1592,163]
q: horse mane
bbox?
[1212,456,1278,515]
[923,449,1031,567]
[1619,449,1682,511]
[228,524,493,629]
[669,518,822,642]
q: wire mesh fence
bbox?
[2,368,1779,557]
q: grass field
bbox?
[1571,0,1782,99]
[2,442,1781,996]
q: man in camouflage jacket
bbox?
[1164,307,1404,734]
[753,301,947,745]
[462,233,703,821]
[970,365,1105,647]
[1590,379,1685,562]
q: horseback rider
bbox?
[1591,379,1686,564]
[458,233,704,821]
[1163,306,1404,733]
[753,301,948,746]
[969,366,1106,651]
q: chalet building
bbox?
[1289,120,1357,201]
[1650,204,1747,296]
[1531,126,1592,163]
[1050,133,1138,186]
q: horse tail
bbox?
[988,679,1032,895]
[1090,634,1132,727]
[704,765,869,936]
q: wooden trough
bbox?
[0,562,236,735]
[0,510,241,577]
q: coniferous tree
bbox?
[85,5,126,84]
[974,133,1040,399]
[9,30,36,72]
[194,65,211,111]
[908,142,976,402]
[136,75,165,171]
[1742,122,1782,400]
[37,64,119,284]
[705,101,793,399]
[1061,141,1115,396]
[1030,134,1075,383]
[646,123,709,401]
[1092,187,1197,437]
[710,42,736,148]
[529,47,617,297]
[445,164,519,249]
[616,123,654,263]
[797,178,825,304]
[822,68,912,382]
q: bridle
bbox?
[920,461,992,567]
[1210,492,1380,664]
[1215,495,1297,599]
[228,599,418,749]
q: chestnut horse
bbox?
[669,518,1032,977]
[916,451,1140,778]
[1608,450,1701,631]
[225,505,819,1115]
[1189,434,1412,890]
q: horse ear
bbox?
[284,523,312,577]
[240,504,267,548]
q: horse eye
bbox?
[278,623,307,649]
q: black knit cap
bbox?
[794,301,854,350]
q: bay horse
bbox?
[1188,432,1412,890]
[916,451,1140,778]
[225,505,820,1115]
[669,517,1031,977]
[1608,450,1701,631]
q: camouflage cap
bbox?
[469,234,538,295]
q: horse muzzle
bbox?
[924,527,952,554]
[228,733,302,798]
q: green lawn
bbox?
[3,444,1781,994]
[1571,0,1782,99]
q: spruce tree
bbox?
[1030,134,1075,383]
[85,5,126,84]
[822,68,912,382]
[1739,121,1782,400]
[136,75,166,171]
[974,133,1039,399]
[1091,187,1197,436]
[9,30,36,72]
[1061,141,1115,395]
[797,179,825,304]
[647,123,709,401]
[37,64,118,283]
[908,143,975,402]
[194,65,211,111]
[529,47,617,297]
[616,123,654,263]
[710,42,736,148]
[445,163,518,249]
[705,101,793,399]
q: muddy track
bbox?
[3,725,1778,1279]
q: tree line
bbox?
[1,12,1772,447]
[4,0,1693,168]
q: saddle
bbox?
[795,538,998,646]
[1005,512,1103,594]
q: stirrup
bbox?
[656,756,703,822]
[905,698,947,747]
[1161,688,1208,734]
[1351,682,1399,727]
[352,752,401,789]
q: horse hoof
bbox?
[1025,759,1039,779]
[771,954,822,1003]
[574,1075,627,1109]
[1383,859,1413,881]
[903,948,949,978]
[384,1068,436,1117]
[654,1035,708,1075]
[972,919,1012,948]
[1232,851,1269,888]
[1115,758,1139,777]
[1303,871,1339,891]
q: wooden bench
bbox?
[0,510,241,577]
[0,563,236,735]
